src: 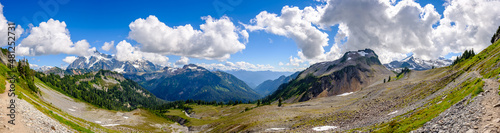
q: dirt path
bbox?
[478,79,500,132]
[0,81,30,133]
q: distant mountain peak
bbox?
[384,55,452,71]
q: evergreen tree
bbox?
[388,76,391,82]
[278,97,283,107]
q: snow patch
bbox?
[387,111,398,115]
[337,92,354,96]
[133,64,140,68]
[68,108,76,112]
[112,64,126,73]
[347,57,351,60]
[112,68,124,73]
[95,121,102,124]
[102,124,120,127]
[312,126,337,131]
[358,51,367,56]
[123,116,129,119]
[168,67,176,73]
[265,128,287,131]
[187,66,197,70]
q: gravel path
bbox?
[477,79,500,133]
[412,78,500,133]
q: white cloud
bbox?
[29,63,39,68]
[319,0,441,63]
[197,61,274,71]
[18,19,96,56]
[175,56,189,66]
[278,62,284,66]
[101,41,114,51]
[287,56,304,66]
[0,3,23,47]
[246,0,500,64]
[128,15,247,60]
[62,56,77,64]
[431,0,500,58]
[115,40,169,66]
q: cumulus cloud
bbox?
[18,19,96,56]
[29,63,39,68]
[128,15,247,60]
[244,6,330,60]
[287,56,304,66]
[175,56,189,66]
[431,0,500,57]
[62,56,77,64]
[0,3,23,47]
[101,41,114,51]
[115,40,169,66]
[197,61,274,71]
[246,0,500,64]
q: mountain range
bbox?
[253,71,300,96]
[263,49,393,103]
[125,64,261,102]
[384,55,452,71]
[224,70,294,88]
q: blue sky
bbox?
[3,0,498,72]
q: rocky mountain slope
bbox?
[253,71,300,96]
[126,64,261,102]
[224,70,294,88]
[384,55,452,71]
[263,49,393,103]
[67,51,161,73]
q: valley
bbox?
[3,39,500,132]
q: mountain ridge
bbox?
[67,51,162,73]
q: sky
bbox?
[0,0,499,72]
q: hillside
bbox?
[132,64,261,102]
[263,49,393,103]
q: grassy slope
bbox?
[367,39,500,132]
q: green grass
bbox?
[0,63,12,94]
[372,77,484,132]
[0,74,6,94]
[45,110,93,133]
